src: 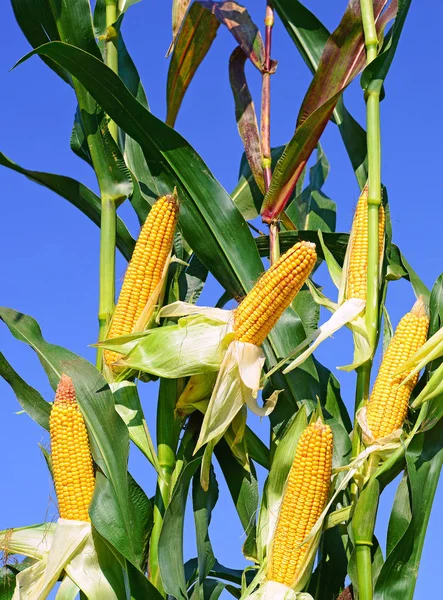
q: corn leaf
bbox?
[373,418,443,600]
[214,439,259,562]
[255,231,348,265]
[168,0,192,55]
[285,145,336,233]
[0,308,148,569]
[0,152,135,261]
[0,352,50,430]
[15,41,265,298]
[261,0,397,221]
[166,2,220,127]
[198,1,265,70]
[16,39,341,438]
[159,426,202,600]
[231,146,297,220]
[192,467,219,588]
[10,0,71,84]
[112,381,162,476]
[229,46,264,194]
[272,0,368,187]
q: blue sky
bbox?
[1,1,442,598]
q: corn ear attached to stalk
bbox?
[234,241,317,346]
[365,296,429,440]
[267,419,333,588]
[344,187,385,301]
[105,194,179,366]
[50,375,95,522]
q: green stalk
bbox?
[105,0,119,143]
[148,378,182,595]
[353,1,382,598]
[97,0,119,369]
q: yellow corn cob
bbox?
[105,194,179,366]
[346,189,385,300]
[50,375,95,521]
[267,419,333,587]
[234,241,317,346]
[366,297,429,440]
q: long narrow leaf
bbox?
[0,151,135,260]
[261,0,397,220]
[166,2,220,127]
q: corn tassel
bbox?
[105,194,179,366]
[366,296,429,439]
[234,241,317,346]
[50,375,95,521]
[346,188,385,300]
[267,419,333,587]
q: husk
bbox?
[195,341,277,453]
[282,299,365,374]
[11,520,122,600]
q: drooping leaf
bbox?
[10,0,71,84]
[261,0,397,221]
[12,0,133,206]
[198,1,265,70]
[229,46,264,193]
[166,2,220,127]
[0,151,135,261]
[0,352,50,430]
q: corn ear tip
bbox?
[411,295,428,318]
[55,374,75,403]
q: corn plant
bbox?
[1,1,442,599]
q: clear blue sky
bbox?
[1,1,442,598]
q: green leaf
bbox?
[272,0,368,187]
[0,151,135,261]
[17,40,341,429]
[262,0,397,220]
[113,381,162,476]
[214,438,259,561]
[0,308,148,568]
[0,352,50,430]
[229,46,264,194]
[192,467,218,586]
[16,41,264,298]
[159,427,202,600]
[166,2,220,127]
[10,0,71,84]
[286,144,336,232]
[231,145,293,220]
[374,419,443,600]
[256,231,348,266]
